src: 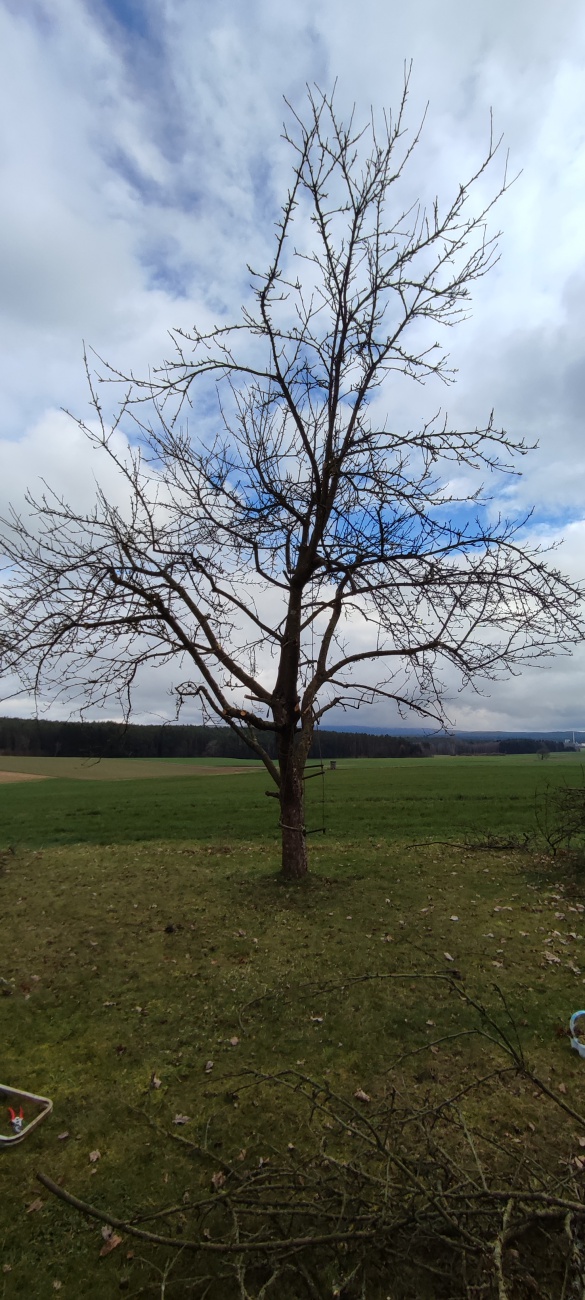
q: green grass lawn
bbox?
[1,755,585,1296]
[1,751,584,849]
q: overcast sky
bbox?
[1,0,585,732]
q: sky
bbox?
[1,0,585,732]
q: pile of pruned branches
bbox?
[38,988,585,1299]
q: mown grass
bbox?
[1,757,585,1295]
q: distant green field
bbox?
[0,751,583,848]
[0,754,261,779]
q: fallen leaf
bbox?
[52,1282,62,1291]
[443,952,454,962]
[544,952,561,964]
[430,1045,440,1054]
[2,1265,12,1274]
[577,1136,585,1148]
[310,1015,324,1023]
[450,916,459,922]
[99,1231,123,1257]
[211,1171,226,1190]
[354,1088,371,1103]
[204,1060,214,1074]
[26,1198,43,1214]
[150,1073,162,1090]
[57,1131,70,1141]
[173,1114,191,1125]
[492,961,504,968]
[89,1150,101,1163]
[558,1083,567,1095]
[426,1019,435,1027]
[229,1037,240,1047]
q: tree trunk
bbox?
[279,751,308,880]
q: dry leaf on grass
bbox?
[443,952,454,962]
[204,1060,214,1073]
[26,1198,43,1214]
[99,1226,123,1257]
[89,1150,101,1163]
[173,1114,191,1125]
[150,1072,162,1089]
[211,1171,226,1191]
[354,1088,371,1103]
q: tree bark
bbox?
[274,578,310,881]
[279,764,307,879]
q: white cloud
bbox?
[1,0,585,730]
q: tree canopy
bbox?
[1,77,583,877]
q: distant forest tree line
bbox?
[0,717,567,760]
[0,716,426,760]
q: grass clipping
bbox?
[37,981,585,1300]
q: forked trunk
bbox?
[279,754,308,880]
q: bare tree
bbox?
[1,79,583,879]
